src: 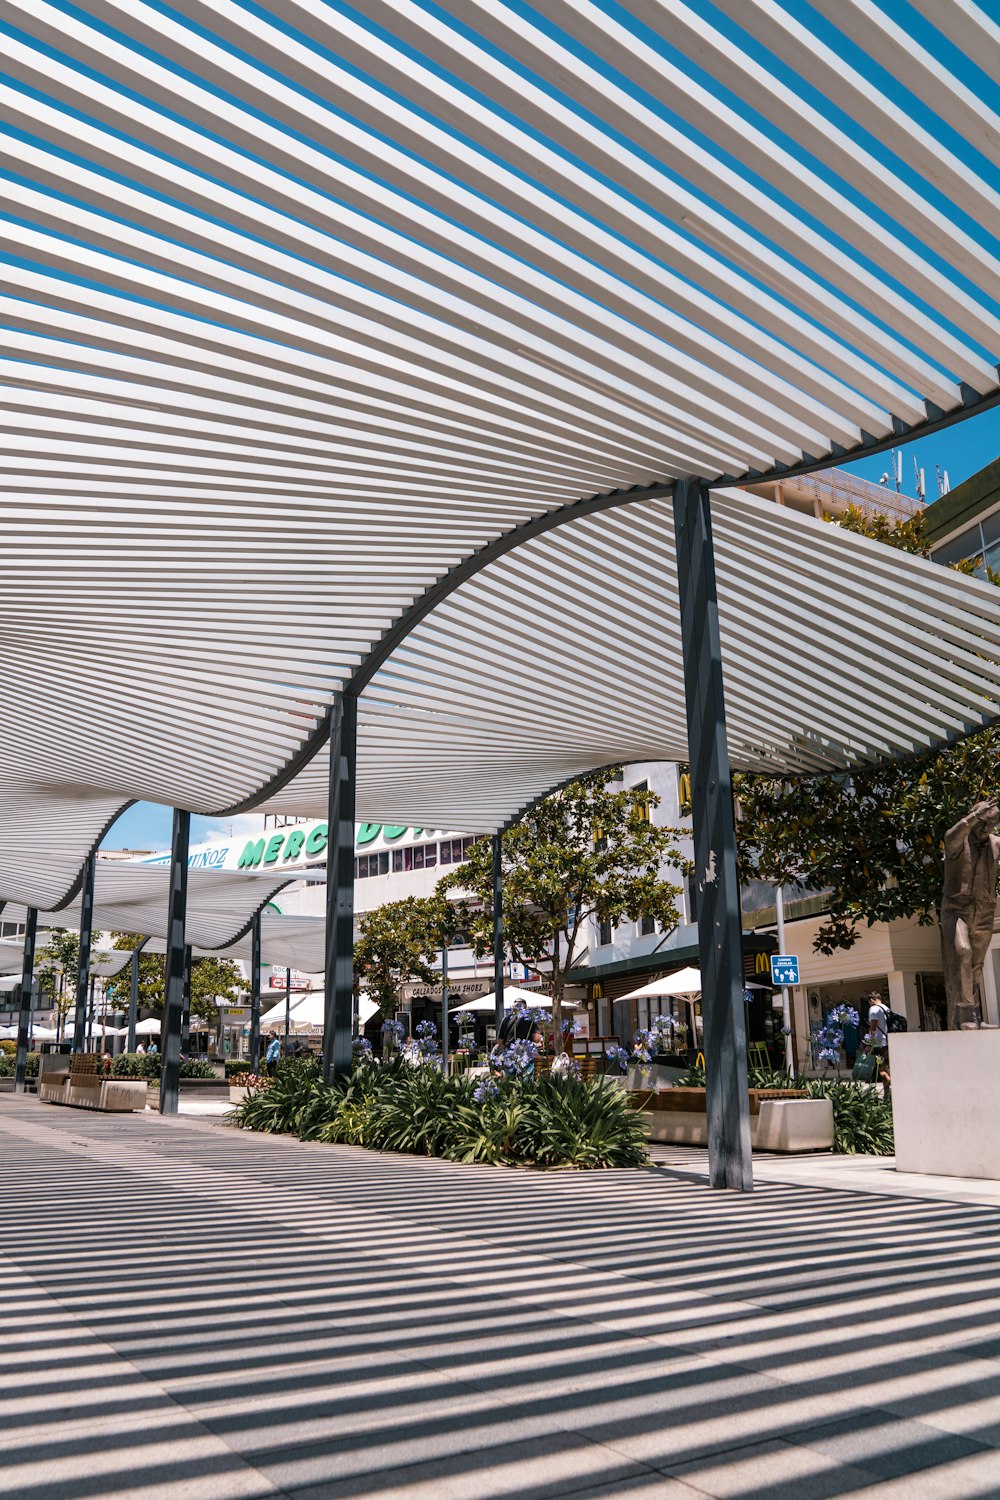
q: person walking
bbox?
[265,1032,281,1078]
[866,994,891,1089]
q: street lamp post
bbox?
[492,833,504,1039]
[775,886,795,1074]
[14,907,38,1093]
[441,941,449,1077]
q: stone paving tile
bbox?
[6,1099,1000,1500]
[663,1436,874,1499]
[797,1409,994,1481]
[265,1429,663,1500]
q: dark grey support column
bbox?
[672,478,752,1192]
[323,693,356,1081]
[249,910,262,1071]
[14,907,38,1093]
[181,944,192,1056]
[492,833,505,1035]
[160,809,190,1115]
[126,941,145,1054]
[72,853,96,1053]
[283,966,292,1053]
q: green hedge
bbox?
[109,1053,216,1081]
[0,1051,40,1078]
[230,1058,649,1170]
[225,1060,254,1078]
[111,1052,161,1078]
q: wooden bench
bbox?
[38,1053,148,1113]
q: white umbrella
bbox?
[133,1017,161,1035]
[452,986,579,1013]
[618,966,702,1002]
[64,1021,125,1038]
[358,995,380,1025]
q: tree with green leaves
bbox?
[437,769,689,1050]
[35,928,110,1037]
[735,504,1000,1022]
[353,894,458,1016]
[104,932,247,1024]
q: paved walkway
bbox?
[3,1097,1000,1499]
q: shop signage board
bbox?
[132,820,459,874]
[770,955,800,986]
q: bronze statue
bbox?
[941,800,1000,1029]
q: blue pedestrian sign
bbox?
[770,954,800,986]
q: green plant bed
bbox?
[804,1079,894,1155]
[229,1057,649,1169]
[0,1052,40,1078]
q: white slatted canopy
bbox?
[0,0,999,907]
[1,866,295,952]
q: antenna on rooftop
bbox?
[913,457,926,503]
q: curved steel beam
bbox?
[215,479,675,815]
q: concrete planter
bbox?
[631,1086,833,1152]
[229,1085,248,1104]
[890,1031,1000,1179]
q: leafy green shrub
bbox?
[230,1058,649,1169]
[111,1052,161,1079]
[0,1039,15,1056]
[0,1051,44,1078]
[179,1058,216,1079]
[805,1079,894,1155]
[225,1060,253,1078]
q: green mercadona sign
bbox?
[237,822,432,868]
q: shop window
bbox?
[378,851,389,875]
[392,849,404,872]
[598,919,613,947]
[639,914,656,937]
[404,847,413,871]
[463,837,477,857]
[440,842,452,865]
[631,779,650,824]
[413,846,425,870]
[424,843,437,868]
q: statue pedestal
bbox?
[891,1032,1000,1180]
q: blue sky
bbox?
[843,401,1000,497]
